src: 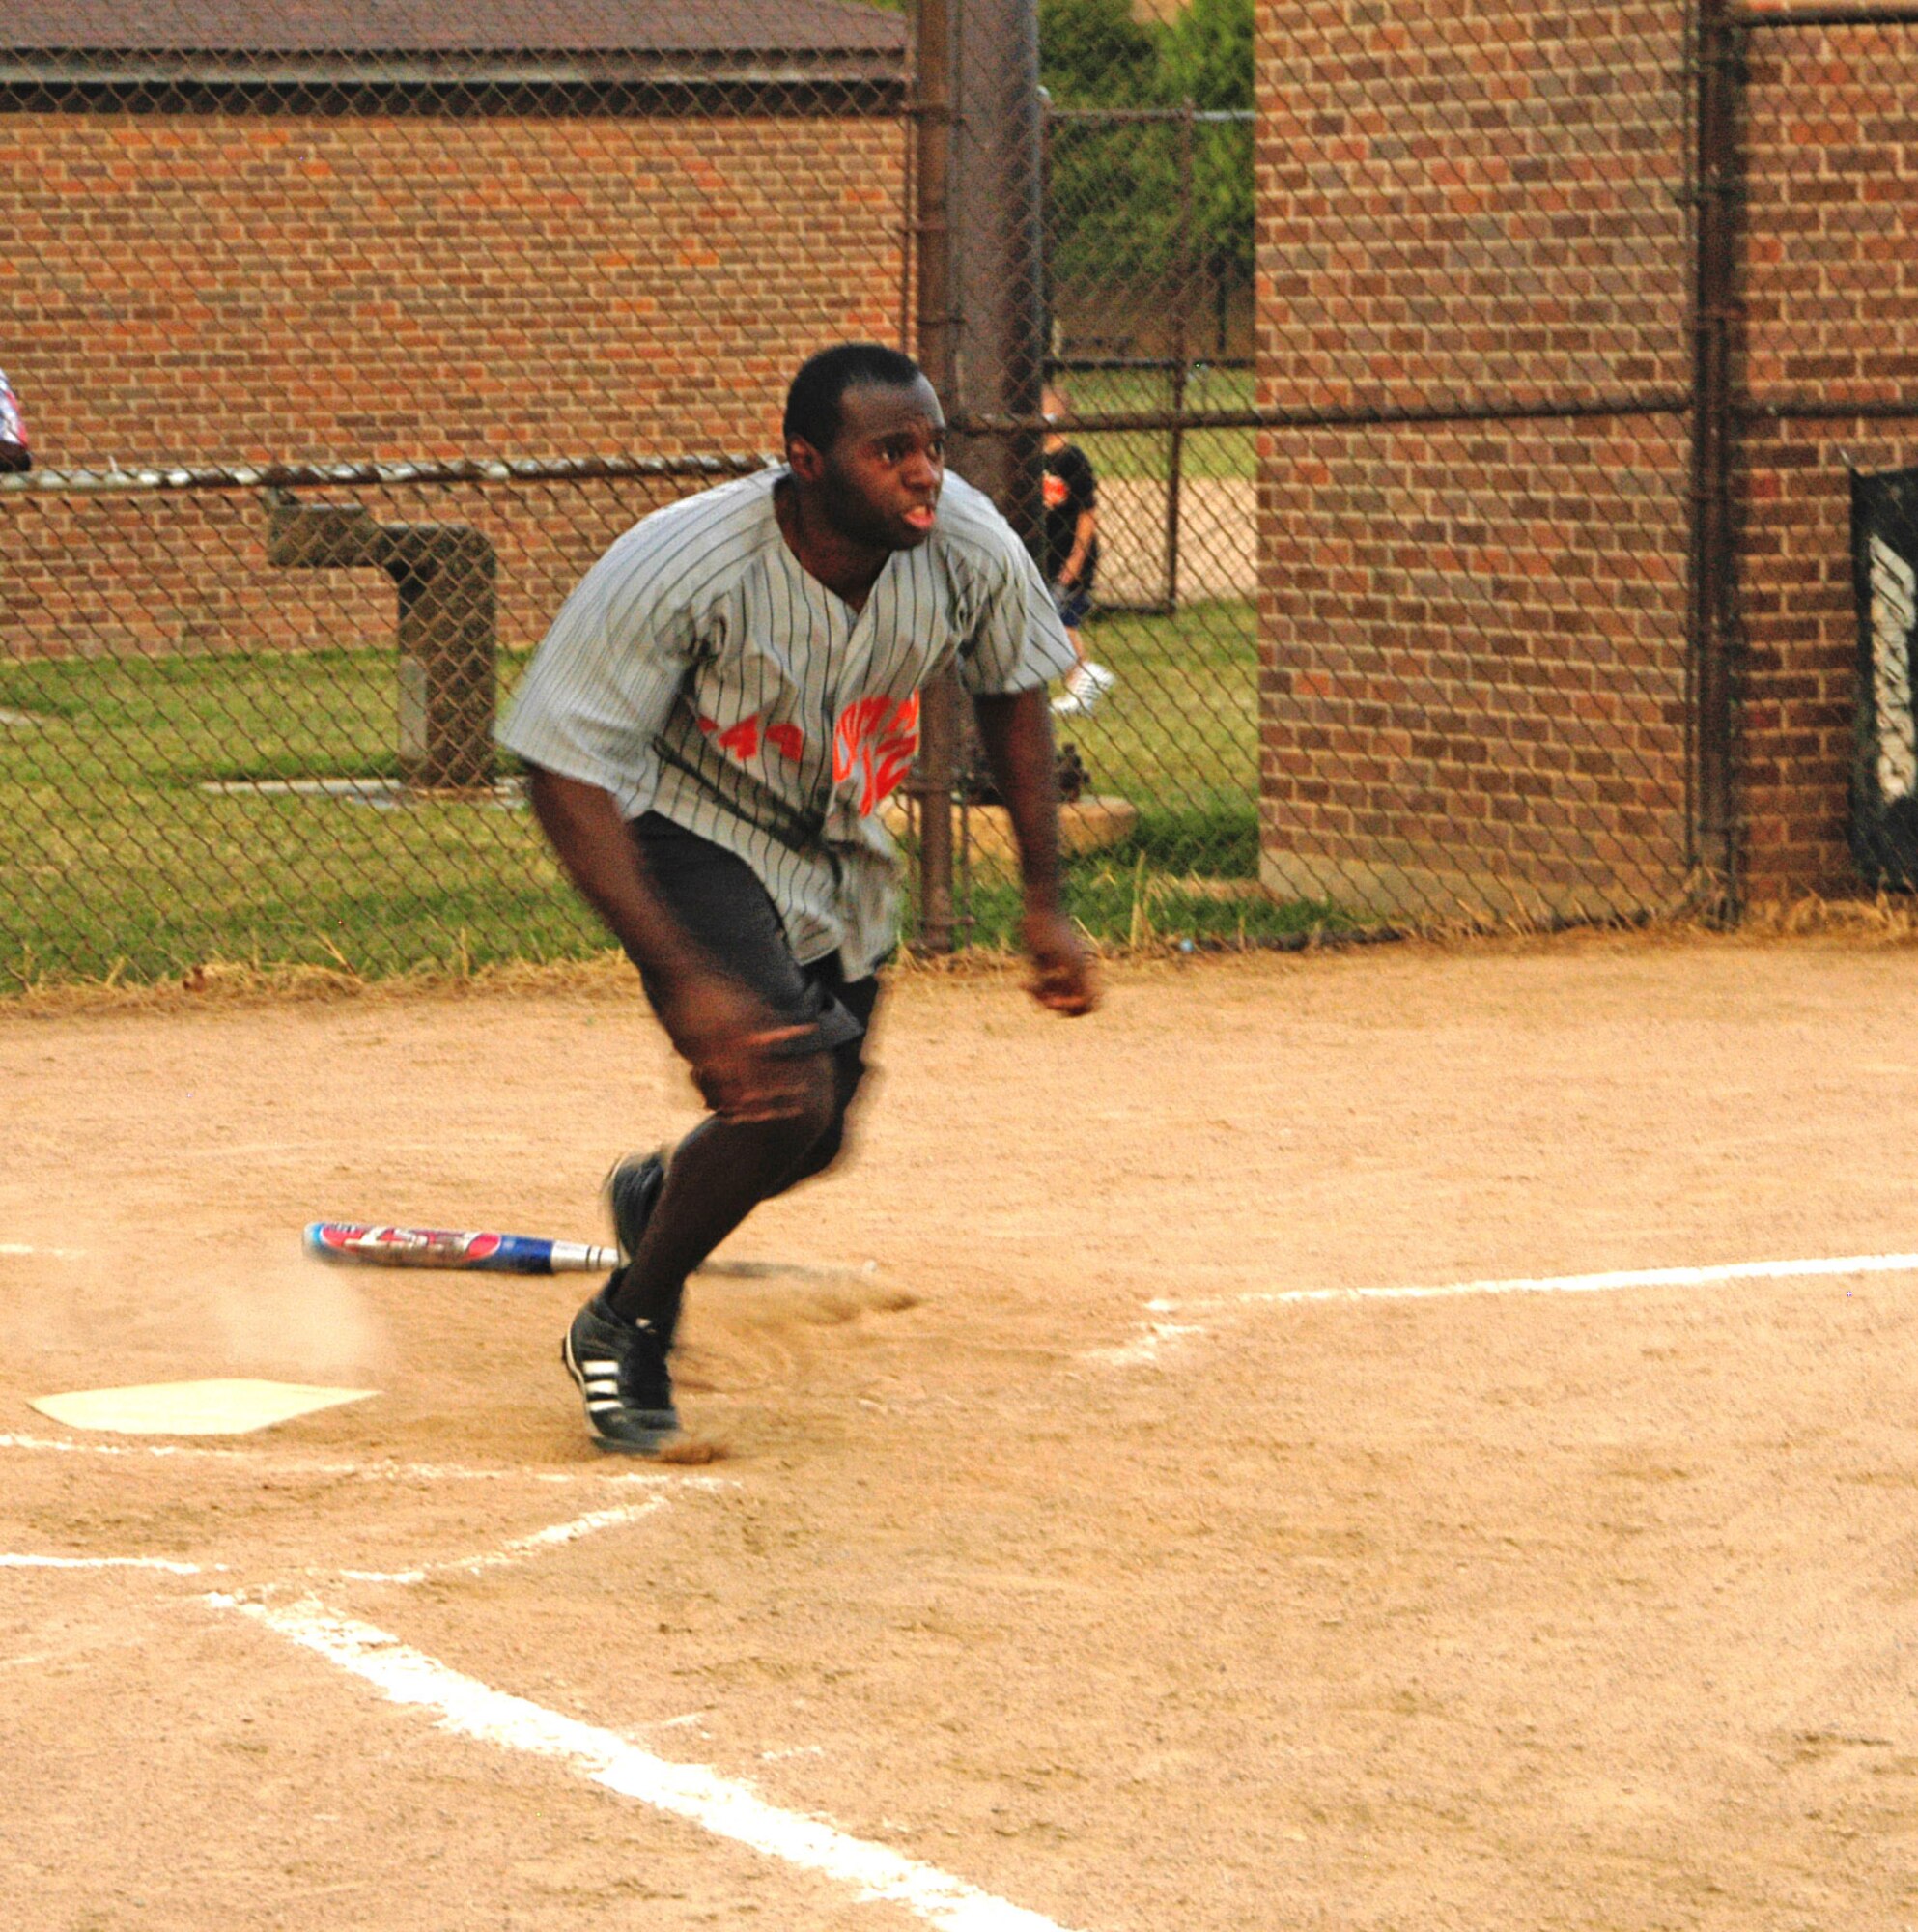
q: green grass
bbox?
[1052,597,1256,830]
[0,602,1311,985]
[924,862,1349,953]
[0,646,600,983]
[1054,364,1255,482]
[933,597,1356,947]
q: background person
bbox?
[1042,382,1114,717]
[0,365,31,472]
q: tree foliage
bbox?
[1159,0,1254,113]
[1039,0,1254,297]
[1037,0,1160,106]
[1156,0,1254,284]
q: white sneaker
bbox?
[1056,662,1114,718]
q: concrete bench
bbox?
[265,488,496,789]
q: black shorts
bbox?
[1051,580,1093,631]
[624,812,879,1064]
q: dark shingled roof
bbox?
[0,2,907,85]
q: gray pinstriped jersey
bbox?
[498,466,1078,978]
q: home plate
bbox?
[29,1379,377,1436]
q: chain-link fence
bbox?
[0,2,911,980]
[905,0,1271,950]
[2,457,770,977]
[919,0,1706,942]
[11,1,1918,985]
[1241,3,1704,929]
[0,0,1273,981]
[1242,0,1918,929]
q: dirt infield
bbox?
[5,936,1918,1930]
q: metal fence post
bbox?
[951,0,1048,538]
[908,0,1046,952]
[1689,0,1746,913]
[1164,96,1197,615]
[909,0,960,952]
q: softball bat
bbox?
[304,1220,618,1274]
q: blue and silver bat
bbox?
[304,1220,618,1275]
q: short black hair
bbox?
[784,343,925,454]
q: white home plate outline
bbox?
[0,1432,696,1487]
[1090,1248,1918,1365]
[212,1594,1080,1932]
[28,1378,377,1436]
[2,1552,209,1576]
[0,1501,665,1592]
[333,1498,670,1586]
[2,1433,1082,1932]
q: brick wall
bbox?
[0,96,905,662]
[1735,20,1918,899]
[1255,2,1696,923]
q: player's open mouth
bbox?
[902,504,936,531]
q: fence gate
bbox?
[909,0,1268,954]
[919,1,1726,943]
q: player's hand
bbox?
[1021,907,1098,1017]
[655,977,820,1122]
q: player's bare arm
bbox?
[522,764,817,1121]
[1059,505,1096,587]
[971,687,1099,1016]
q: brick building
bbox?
[1255,2,1918,916]
[1254,1,1694,923]
[0,0,906,659]
[2,0,907,465]
[1733,16,1918,900]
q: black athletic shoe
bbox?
[604,1150,668,1263]
[562,1291,680,1454]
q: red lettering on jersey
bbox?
[700,713,804,765]
[832,696,888,781]
[715,716,761,760]
[832,692,921,816]
[1042,472,1070,510]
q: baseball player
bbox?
[501,342,1099,1453]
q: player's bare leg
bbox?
[608,1062,836,1342]
[565,1052,850,1453]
